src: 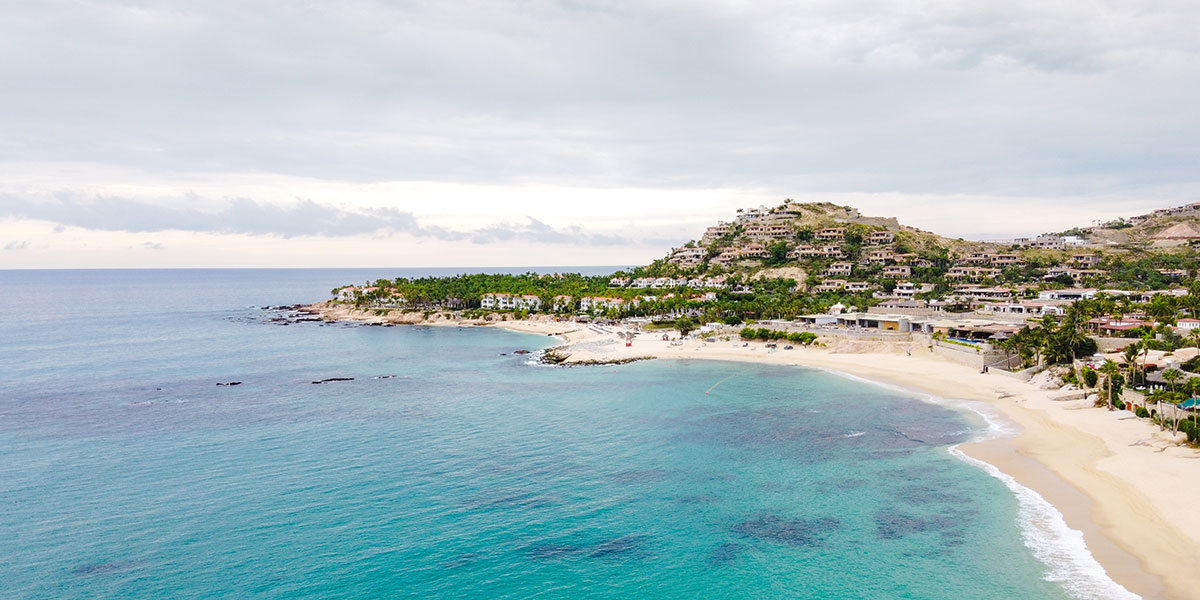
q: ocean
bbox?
[0,269,1133,599]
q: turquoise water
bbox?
[0,269,1110,598]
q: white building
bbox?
[1037,288,1097,301]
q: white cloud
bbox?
[1,0,1198,267]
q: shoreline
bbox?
[308,304,1200,599]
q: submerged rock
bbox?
[71,561,141,576]
[525,543,582,560]
[706,542,743,566]
[732,514,840,547]
[589,534,648,558]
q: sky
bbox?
[2,0,1199,268]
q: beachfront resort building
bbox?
[579,297,626,312]
[481,293,543,311]
[552,296,573,311]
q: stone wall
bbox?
[1094,337,1141,352]
[931,339,994,370]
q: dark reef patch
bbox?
[608,468,671,484]
[588,534,649,558]
[732,514,840,547]
[875,510,964,542]
[525,534,650,561]
[438,552,484,569]
[525,543,582,561]
[71,561,141,576]
[706,542,744,566]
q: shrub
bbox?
[1136,407,1150,419]
[1080,367,1098,388]
[1114,399,1126,410]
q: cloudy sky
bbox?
[2,0,1198,268]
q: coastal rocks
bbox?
[537,345,655,367]
[311,377,354,384]
[260,305,323,326]
[540,346,571,364]
[563,356,656,367]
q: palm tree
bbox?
[1099,360,1121,411]
[1188,378,1200,430]
[1123,344,1141,386]
[1163,368,1184,396]
[1141,330,1155,379]
[1189,328,1200,351]
[1148,295,1178,326]
[1117,296,1135,321]
[1162,368,1186,432]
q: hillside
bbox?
[655,200,1200,277]
[657,201,998,275]
[1081,203,1200,250]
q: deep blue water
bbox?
[0,269,1118,599]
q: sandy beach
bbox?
[312,304,1200,599]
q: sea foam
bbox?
[809,365,1140,600]
[951,448,1140,600]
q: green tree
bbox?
[1080,366,1098,389]
[1161,368,1186,433]
[676,317,696,337]
[1099,360,1121,411]
[1163,368,1185,396]
[765,241,791,266]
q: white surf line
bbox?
[795,365,1141,600]
[951,447,1140,600]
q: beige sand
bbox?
[549,328,1200,600]
[311,304,1200,599]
